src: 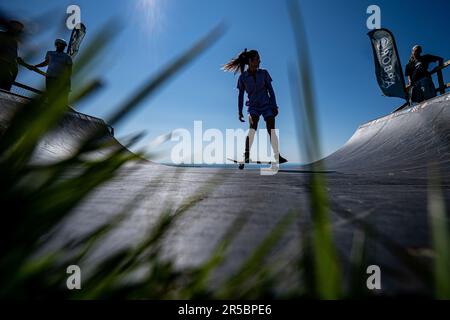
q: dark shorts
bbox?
[411,77,436,103]
[46,76,71,92]
[247,104,276,120]
[46,76,71,106]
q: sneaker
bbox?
[275,154,288,164]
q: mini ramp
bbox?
[2,87,449,294]
[313,93,450,176]
[3,88,450,176]
[0,89,132,165]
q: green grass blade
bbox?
[107,24,226,127]
[428,164,450,299]
[287,0,342,299]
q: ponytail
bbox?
[222,49,259,74]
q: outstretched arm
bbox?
[429,54,444,66]
[16,57,26,66]
[34,57,49,68]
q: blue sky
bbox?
[5,0,450,163]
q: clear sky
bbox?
[4,0,450,163]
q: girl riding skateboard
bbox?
[223,49,287,166]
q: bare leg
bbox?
[265,116,280,160]
[245,115,259,160]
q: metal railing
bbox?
[430,60,450,94]
[392,59,449,112]
[12,81,43,97]
[8,81,115,137]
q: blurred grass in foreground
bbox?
[1,1,449,299]
[286,0,450,299]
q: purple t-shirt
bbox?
[237,69,277,111]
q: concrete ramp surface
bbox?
[0,89,125,165]
[318,93,450,176]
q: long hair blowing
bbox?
[222,49,259,74]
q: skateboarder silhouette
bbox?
[223,49,287,168]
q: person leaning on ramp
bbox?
[0,19,24,91]
[33,38,73,106]
[222,49,288,167]
[405,45,443,104]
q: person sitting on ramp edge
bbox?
[405,45,443,103]
[223,49,287,165]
